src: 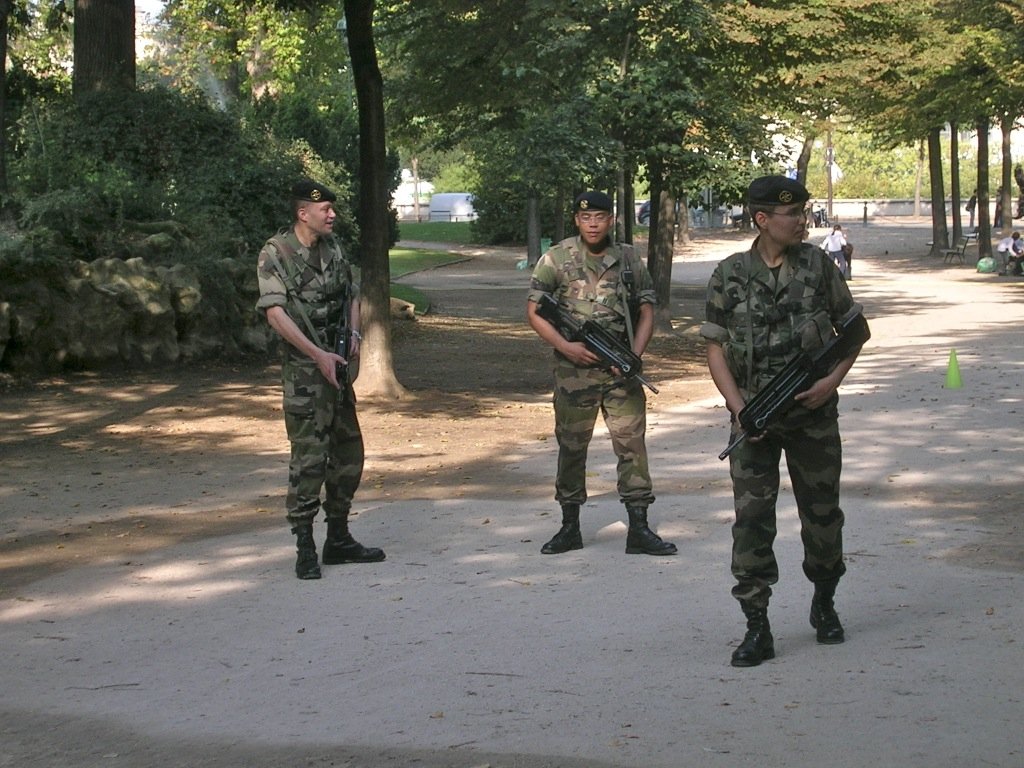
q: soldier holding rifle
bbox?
[527,191,676,558]
[256,180,385,580]
[701,176,865,667]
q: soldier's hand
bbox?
[560,340,599,367]
[316,349,346,389]
[795,378,836,410]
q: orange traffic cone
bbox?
[944,349,962,389]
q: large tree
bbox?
[73,0,135,97]
[345,0,404,398]
[0,0,12,195]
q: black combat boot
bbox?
[809,579,845,644]
[624,505,678,556]
[541,504,583,554]
[292,524,322,580]
[322,518,386,564]
[731,603,775,667]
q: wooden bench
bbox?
[941,232,977,264]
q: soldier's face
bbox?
[299,201,336,237]
[575,210,613,250]
[759,204,807,245]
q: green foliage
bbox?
[802,128,993,200]
[431,159,479,195]
[8,86,355,262]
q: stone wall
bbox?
[0,256,273,373]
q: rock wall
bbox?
[0,256,272,373]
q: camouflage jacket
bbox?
[527,236,656,338]
[701,240,856,394]
[255,227,359,362]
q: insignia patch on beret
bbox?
[779,190,793,203]
[310,189,322,202]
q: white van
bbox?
[428,192,477,222]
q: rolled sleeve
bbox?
[255,246,288,316]
[700,321,729,344]
[527,252,559,303]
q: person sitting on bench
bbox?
[995,232,1022,275]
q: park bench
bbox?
[941,232,977,265]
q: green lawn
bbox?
[387,246,467,315]
[389,247,466,278]
[396,220,477,244]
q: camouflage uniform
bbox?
[528,236,657,507]
[256,227,364,526]
[701,240,857,608]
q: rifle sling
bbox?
[265,240,328,351]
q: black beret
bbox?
[574,191,614,212]
[292,180,337,203]
[747,176,809,207]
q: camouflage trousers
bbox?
[551,358,654,507]
[281,360,364,525]
[727,397,846,608]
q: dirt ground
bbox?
[0,233,712,594]
[3,222,1023,768]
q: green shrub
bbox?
[8,86,357,264]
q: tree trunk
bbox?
[0,0,10,197]
[345,0,406,400]
[949,121,961,243]
[73,0,135,98]
[676,193,691,246]
[526,194,540,266]
[1000,115,1013,236]
[553,186,566,242]
[645,166,675,332]
[619,163,634,246]
[926,126,948,256]
[795,134,814,186]
[977,118,992,258]
[913,139,923,218]
[825,130,834,221]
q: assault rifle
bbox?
[718,304,870,460]
[535,293,658,393]
[334,284,356,382]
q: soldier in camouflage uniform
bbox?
[701,176,863,666]
[527,191,676,557]
[256,180,385,580]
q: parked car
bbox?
[637,200,651,225]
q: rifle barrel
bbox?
[718,429,748,461]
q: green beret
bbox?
[747,176,809,207]
[574,191,614,212]
[292,180,337,203]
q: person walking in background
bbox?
[527,191,676,558]
[821,224,849,278]
[966,191,977,231]
[702,176,866,667]
[256,180,385,579]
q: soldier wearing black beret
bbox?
[256,181,385,579]
[573,190,614,213]
[701,174,866,667]
[525,191,677,559]
[746,175,810,208]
